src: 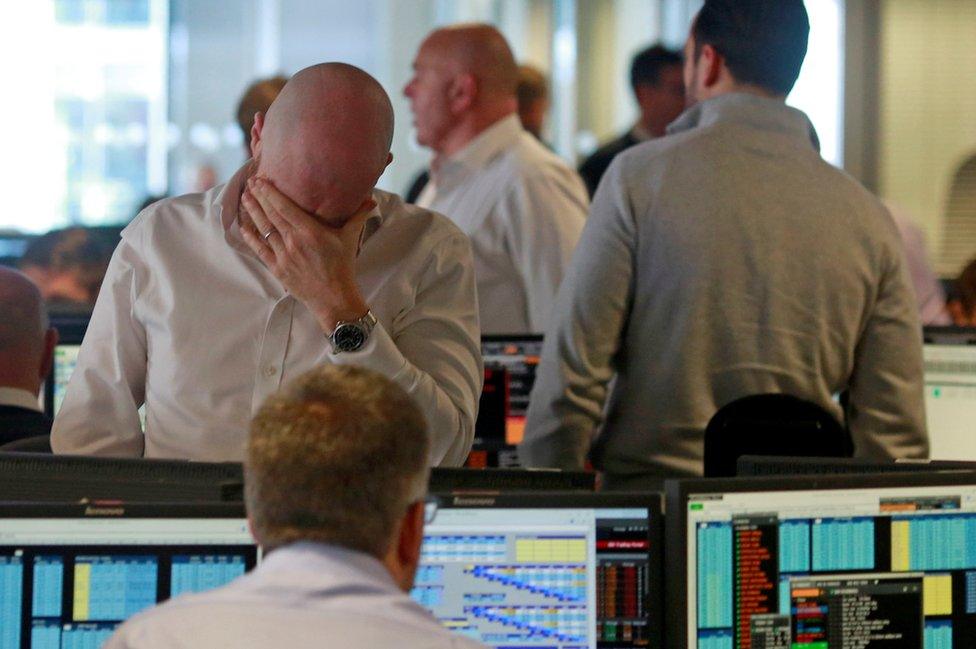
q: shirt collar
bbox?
[215,161,385,256]
[666,92,821,152]
[433,113,523,186]
[0,387,42,413]
[258,541,400,592]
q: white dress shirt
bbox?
[51,164,483,466]
[0,387,43,412]
[418,114,588,334]
[105,542,487,649]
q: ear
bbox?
[699,43,723,89]
[448,73,477,113]
[387,501,426,592]
[39,327,58,382]
[250,111,265,160]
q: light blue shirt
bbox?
[106,542,486,648]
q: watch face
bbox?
[333,323,367,352]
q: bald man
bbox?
[52,63,482,466]
[405,25,588,335]
[0,268,58,446]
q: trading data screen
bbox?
[0,517,257,648]
[685,484,976,649]
[51,345,81,416]
[481,338,543,446]
[924,343,976,460]
[413,506,653,649]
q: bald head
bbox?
[404,24,520,155]
[253,63,394,224]
[424,25,518,98]
[0,267,56,394]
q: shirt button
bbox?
[263,365,277,377]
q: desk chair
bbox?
[704,393,852,477]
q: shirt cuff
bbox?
[325,322,409,381]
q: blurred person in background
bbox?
[578,45,685,197]
[404,62,553,203]
[948,257,976,326]
[886,202,951,325]
[18,227,111,315]
[237,75,289,157]
[516,64,549,142]
[0,268,58,445]
[404,24,588,334]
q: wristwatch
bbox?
[328,310,377,354]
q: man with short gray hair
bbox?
[106,364,486,648]
[0,267,58,446]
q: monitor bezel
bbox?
[429,491,663,649]
[665,470,976,649]
[0,502,246,519]
[923,325,976,345]
[480,333,545,346]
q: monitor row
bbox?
[4,469,976,648]
[42,321,976,466]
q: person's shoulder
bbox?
[505,132,578,181]
[580,132,635,170]
[121,187,219,243]
[374,189,469,247]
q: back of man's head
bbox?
[693,0,809,96]
[630,45,682,93]
[0,267,53,392]
[18,228,110,305]
[245,365,429,557]
[255,63,394,224]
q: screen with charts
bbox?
[678,480,976,649]
[413,497,658,649]
[51,344,81,417]
[924,341,976,460]
[481,336,544,446]
[0,508,257,648]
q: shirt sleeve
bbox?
[50,231,148,456]
[519,160,636,469]
[328,232,483,467]
[847,233,930,460]
[501,165,588,333]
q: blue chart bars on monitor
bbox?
[0,550,248,649]
[687,486,976,649]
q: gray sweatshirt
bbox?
[520,93,928,479]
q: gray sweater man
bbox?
[521,92,927,483]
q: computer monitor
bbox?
[666,472,976,649]
[42,317,89,417]
[923,326,976,461]
[416,492,662,649]
[0,454,244,503]
[0,502,257,646]
[480,335,544,447]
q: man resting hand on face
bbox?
[52,63,483,466]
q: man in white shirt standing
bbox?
[106,365,486,649]
[52,63,482,466]
[405,24,588,335]
[0,267,58,446]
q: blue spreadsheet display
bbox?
[32,557,63,618]
[1,556,24,649]
[73,556,158,621]
[686,486,976,649]
[171,555,246,597]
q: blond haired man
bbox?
[106,365,485,648]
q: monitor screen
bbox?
[414,493,661,649]
[0,505,257,647]
[481,336,544,446]
[924,340,976,460]
[669,474,976,649]
[51,344,81,417]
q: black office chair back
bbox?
[704,393,852,477]
[0,435,53,454]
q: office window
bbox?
[0,0,168,234]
